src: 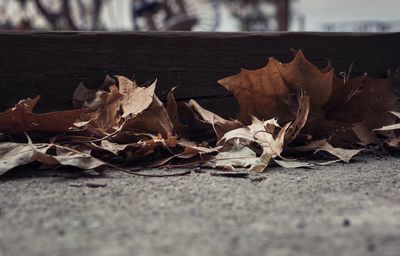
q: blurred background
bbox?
[0,0,399,32]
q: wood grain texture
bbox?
[0,32,399,116]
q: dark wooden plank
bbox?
[0,32,400,116]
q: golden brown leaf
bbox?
[166,87,187,134]
[285,91,310,143]
[218,57,292,124]
[90,85,123,132]
[219,50,396,146]
[0,96,85,133]
[122,94,174,138]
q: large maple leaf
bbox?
[218,50,396,146]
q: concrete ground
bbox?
[0,155,399,256]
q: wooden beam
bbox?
[0,32,399,116]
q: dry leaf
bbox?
[273,159,314,168]
[89,85,123,132]
[0,138,104,175]
[167,87,187,134]
[0,142,50,175]
[122,93,174,138]
[215,139,266,172]
[72,82,97,109]
[327,75,397,141]
[26,134,105,170]
[218,56,292,124]
[285,91,310,143]
[117,76,155,118]
[221,116,289,158]
[218,117,291,172]
[218,50,396,146]
[276,50,334,107]
[186,100,243,140]
[293,139,361,163]
[0,96,85,133]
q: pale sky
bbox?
[293,0,400,31]
[217,0,400,31]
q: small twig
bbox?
[346,62,354,81]
[250,176,267,182]
[104,162,191,177]
[339,62,354,85]
[85,182,107,188]
[119,168,191,177]
[210,171,249,178]
[87,128,122,143]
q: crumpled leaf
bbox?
[215,139,266,172]
[217,116,291,172]
[221,116,289,158]
[122,90,174,138]
[81,77,174,138]
[90,85,123,132]
[293,139,361,163]
[0,96,85,133]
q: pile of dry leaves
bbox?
[1,50,399,177]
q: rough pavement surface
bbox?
[0,156,400,256]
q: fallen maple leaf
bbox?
[218,50,397,147]
[218,56,293,124]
